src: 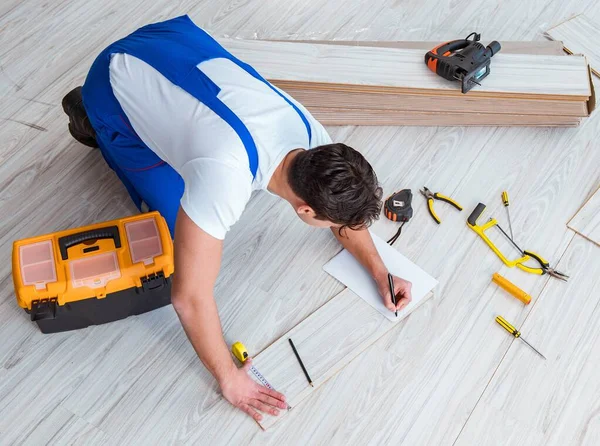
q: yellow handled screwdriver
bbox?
[495,316,546,360]
[501,191,514,241]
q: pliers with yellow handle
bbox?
[518,250,569,281]
[420,187,463,224]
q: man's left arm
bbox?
[331,227,412,312]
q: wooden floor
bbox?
[1,1,600,445]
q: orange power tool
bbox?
[425,33,501,93]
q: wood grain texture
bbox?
[273,39,567,56]
[1,0,600,444]
[279,87,590,116]
[218,38,592,99]
[310,108,581,126]
[455,236,600,446]
[546,14,600,77]
[18,405,108,446]
[567,186,600,245]
[250,288,433,429]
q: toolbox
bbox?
[12,212,174,333]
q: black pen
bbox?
[388,273,397,317]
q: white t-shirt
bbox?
[109,54,332,239]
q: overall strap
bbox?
[170,15,313,145]
[228,56,312,145]
[109,15,259,178]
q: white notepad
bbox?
[323,232,438,321]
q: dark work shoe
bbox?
[62,86,99,148]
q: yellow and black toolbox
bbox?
[12,212,174,333]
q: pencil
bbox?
[288,338,313,387]
[388,273,397,317]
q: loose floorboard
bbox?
[546,14,600,77]
[1,1,600,445]
[251,289,433,430]
[567,186,600,246]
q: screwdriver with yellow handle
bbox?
[501,191,514,240]
[495,316,546,360]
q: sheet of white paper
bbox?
[323,232,438,321]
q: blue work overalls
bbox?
[82,15,311,237]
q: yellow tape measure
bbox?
[231,341,274,390]
[231,341,250,363]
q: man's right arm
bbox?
[171,207,287,421]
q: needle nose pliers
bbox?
[520,250,569,282]
[420,187,463,224]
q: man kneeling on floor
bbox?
[63,15,412,422]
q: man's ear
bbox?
[297,204,315,217]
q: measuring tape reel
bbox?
[384,189,413,245]
[384,189,413,222]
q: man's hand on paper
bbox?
[377,274,413,313]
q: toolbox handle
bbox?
[58,226,121,260]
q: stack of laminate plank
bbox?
[218,38,595,127]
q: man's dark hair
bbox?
[288,143,383,232]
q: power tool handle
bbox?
[425,39,468,76]
[432,39,471,58]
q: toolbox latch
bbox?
[31,298,57,321]
[139,272,168,293]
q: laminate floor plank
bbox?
[251,288,434,430]
[280,88,589,116]
[18,405,108,446]
[58,307,184,425]
[0,0,23,19]
[2,1,600,444]
[274,39,567,56]
[218,38,591,98]
[310,109,581,126]
[546,14,600,77]
[567,186,600,246]
[0,320,127,444]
